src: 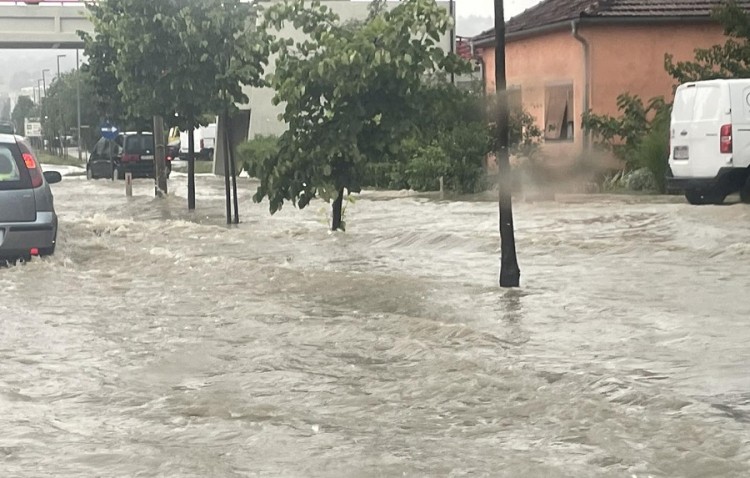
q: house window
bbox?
[545,84,574,141]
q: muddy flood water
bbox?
[1,172,749,477]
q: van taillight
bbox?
[22,152,43,188]
[720,124,733,153]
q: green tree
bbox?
[665,1,750,83]
[251,0,468,230]
[41,70,101,153]
[1,97,11,122]
[11,96,38,137]
[581,94,670,192]
[81,0,270,203]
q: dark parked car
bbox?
[86,132,171,180]
[0,121,15,134]
[0,133,62,261]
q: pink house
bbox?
[472,0,744,164]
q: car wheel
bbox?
[112,165,125,181]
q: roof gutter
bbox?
[472,16,716,47]
[571,19,591,152]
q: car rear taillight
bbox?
[22,152,43,188]
[720,124,732,153]
[122,153,139,162]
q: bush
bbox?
[625,168,659,192]
[632,109,669,193]
[238,135,279,177]
[404,143,450,191]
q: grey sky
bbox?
[456,0,542,19]
[455,0,543,36]
[1,0,545,95]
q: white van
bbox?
[668,79,750,204]
[177,123,217,161]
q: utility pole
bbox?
[449,0,455,85]
[56,54,67,158]
[76,49,82,163]
[494,0,521,287]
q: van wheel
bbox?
[740,177,750,204]
[685,189,725,205]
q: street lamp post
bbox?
[56,54,67,158]
[41,69,49,96]
[494,0,520,288]
[41,69,50,153]
[56,54,66,82]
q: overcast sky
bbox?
[455,0,543,36]
[456,0,541,19]
[1,0,545,95]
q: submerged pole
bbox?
[494,0,521,287]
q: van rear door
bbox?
[730,81,750,169]
[671,82,731,178]
[670,84,696,178]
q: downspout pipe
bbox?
[571,20,591,152]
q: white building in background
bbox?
[247,0,454,138]
[215,0,455,173]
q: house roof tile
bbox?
[473,0,750,43]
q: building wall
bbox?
[478,21,729,164]
[246,0,453,139]
[479,30,586,159]
[583,23,726,118]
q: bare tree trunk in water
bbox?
[222,109,232,225]
[495,0,520,287]
[188,128,195,210]
[331,188,345,231]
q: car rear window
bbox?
[124,135,154,154]
[0,144,30,191]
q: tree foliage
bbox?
[251,0,469,229]
[581,94,670,191]
[665,1,750,83]
[41,70,101,150]
[80,0,270,130]
[11,96,38,137]
[1,97,11,122]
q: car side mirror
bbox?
[44,171,62,184]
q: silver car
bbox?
[0,134,61,261]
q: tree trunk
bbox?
[188,128,196,210]
[153,115,168,198]
[331,187,345,231]
[494,0,521,287]
[226,114,240,224]
[222,109,232,225]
